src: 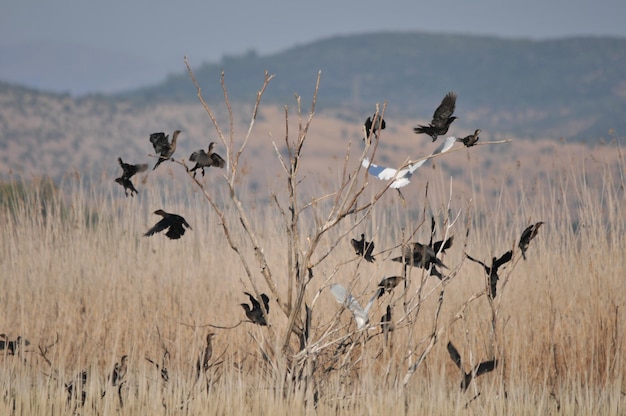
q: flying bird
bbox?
[362,135,456,188]
[241,292,270,326]
[392,242,448,270]
[447,341,497,391]
[144,209,192,240]
[351,233,375,263]
[377,276,404,298]
[115,157,148,197]
[189,142,225,177]
[363,114,386,141]
[465,250,513,299]
[457,129,481,147]
[413,92,458,141]
[329,283,383,330]
[150,130,181,170]
[518,221,544,260]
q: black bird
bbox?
[363,114,386,141]
[426,217,454,279]
[351,233,375,263]
[377,276,404,298]
[150,130,181,170]
[413,92,458,141]
[144,209,192,240]
[457,129,481,147]
[447,341,497,391]
[115,157,148,197]
[518,221,543,260]
[189,142,226,177]
[241,292,270,326]
[380,305,393,345]
[465,250,513,299]
[392,242,447,270]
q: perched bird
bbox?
[414,92,458,141]
[392,242,447,270]
[377,276,404,298]
[65,370,88,406]
[351,233,375,263]
[466,251,513,299]
[150,130,181,170]
[518,221,544,260]
[329,283,383,330]
[363,114,386,141]
[362,136,456,188]
[196,332,216,377]
[380,305,393,345]
[111,355,128,387]
[241,292,270,326]
[447,341,497,391]
[457,129,481,147]
[189,142,226,177]
[144,209,192,240]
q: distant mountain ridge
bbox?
[121,32,626,141]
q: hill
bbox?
[122,32,626,141]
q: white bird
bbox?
[329,283,383,330]
[362,135,457,188]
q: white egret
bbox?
[329,283,383,330]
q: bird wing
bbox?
[432,235,454,253]
[165,223,186,239]
[244,292,261,310]
[150,132,169,153]
[432,92,457,124]
[330,284,368,329]
[495,250,513,268]
[474,360,497,377]
[144,218,171,237]
[260,294,270,313]
[189,150,203,162]
[447,342,463,370]
[210,153,226,168]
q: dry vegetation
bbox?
[0,69,625,415]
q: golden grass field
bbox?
[1,74,626,414]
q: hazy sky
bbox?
[2,0,626,93]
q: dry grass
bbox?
[1,72,625,415]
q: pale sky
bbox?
[1,0,625,94]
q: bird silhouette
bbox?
[115,157,148,197]
[65,370,88,406]
[150,130,181,170]
[465,250,513,299]
[457,129,481,147]
[329,283,383,330]
[351,233,375,262]
[380,305,393,345]
[392,242,448,270]
[447,341,497,391]
[196,332,216,378]
[0,335,30,355]
[145,351,169,384]
[362,136,456,188]
[111,355,128,387]
[241,292,270,326]
[189,142,225,177]
[377,276,404,298]
[363,114,386,141]
[518,221,543,260]
[144,209,192,240]
[414,92,458,141]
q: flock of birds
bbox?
[331,92,543,391]
[58,92,542,400]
